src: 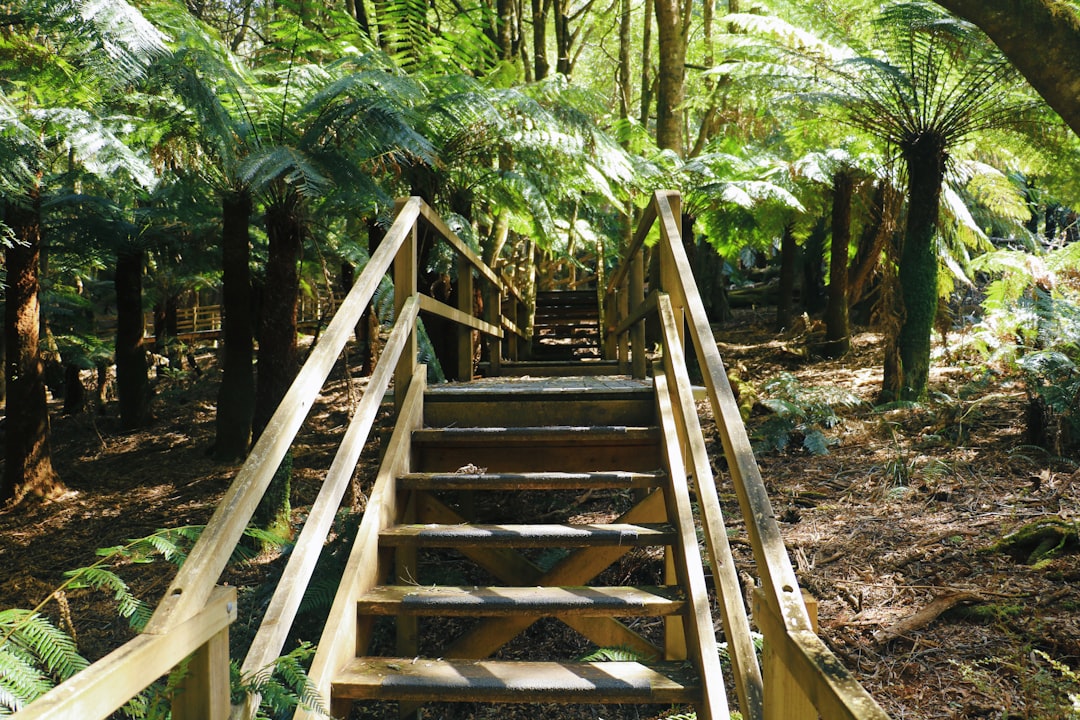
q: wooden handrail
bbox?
[16,196,524,720]
[605,190,890,720]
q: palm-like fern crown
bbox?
[840,2,1032,151]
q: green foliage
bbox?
[576,645,654,662]
[0,610,88,714]
[234,642,329,720]
[752,373,863,455]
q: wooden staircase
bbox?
[329,376,718,718]
[531,290,602,360]
[16,193,889,720]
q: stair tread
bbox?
[399,470,664,490]
[380,522,675,547]
[332,658,701,703]
[413,426,659,440]
[357,584,684,616]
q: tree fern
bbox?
[235,642,329,720]
[0,610,88,714]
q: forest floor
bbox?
[2,307,1079,719]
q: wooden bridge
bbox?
[15,192,890,720]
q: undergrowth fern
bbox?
[752,372,863,455]
[234,642,329,720]
[0,610,88,714]
[1,524,291,715]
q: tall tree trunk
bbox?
[654,0,686,154]
[775,221,797,332]
[823,171,853,358]
[553,0,571,75]
[618,0,632,119]
[214,189,256,461]
[2,193,63,505]
[897,133,948,401]
[252,192,303,539]
[115,244,151,430]
[640,0,654,125]
[496,0,514,60]
[532,0,550,80]
[802,217,828,314]
[848,180,900,310]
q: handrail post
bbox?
[754,589,818,720]
[456,258,475,380]
[171,590,235,720]
[629,247,646,379]
[657,192,685,347]
[394,198,418,411]
[486,282,503,371]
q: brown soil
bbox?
[2,312,1079,719]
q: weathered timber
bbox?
[379,522,676,548]
[357,585,684,616]
[398,470,665,491]
[332,659,701,705]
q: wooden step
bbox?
[357,584,684,616]
[411,425,663,472]
[398,470,665,491]
[380,522,675,548]
[424,383,654,427]
[487,360,621,377]
[332,658,701,704]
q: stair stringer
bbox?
[296,366,427,720]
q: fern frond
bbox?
[0,610,87,713]
[576,645,655,662]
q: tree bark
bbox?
[897,133,948,401]
[531,0,551,80]
[934,0,1080,140]
[775,221,797,332]
[115,244,151,430]
[802,217,828,314]
[640,0,654,126]
[2,194,63,505]
[848,180,900,310]
[823,171,853,358]
[251,192,303,539]
[214,189,256,461]
[654,0,686,154]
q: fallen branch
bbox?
[872,590,984,645]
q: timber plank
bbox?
[332,658,701,704]
[380,522,675,548]
[398,470,665,491]
[357,585,684,616]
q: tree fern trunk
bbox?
[115,244,151,430]
[252,191,302,539]
[823,170,853,358]
[897,133,947,401]
[2,192,63,504]
[215,189,255,461]
[775,221,797,332]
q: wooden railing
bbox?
[13,197,526,720]
[606,190,890,720]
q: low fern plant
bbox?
[0,525,302,717]
[752,373,863,455]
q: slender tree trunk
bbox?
[532,0,550,80]
[775,221,797,332]
[823,171,853,358]
[2,193,63,505]
[252,192,303,539]
[0,305,5,405]
[802,217,828,314]
[553,0,571,75]
[897,133,947,401]
[654,0,686,154]
[215,189,256,461]
[618,0,632,119]
[496,0,514,60]
[848,180,900,310]
[640,0,654,125]
[115,244,151,430]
